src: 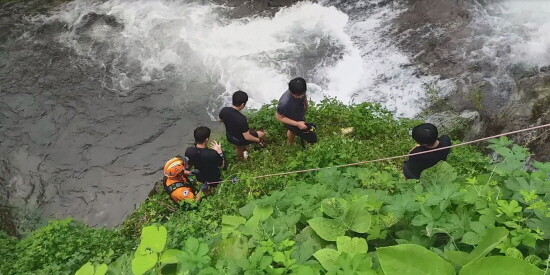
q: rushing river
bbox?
[1,0,549,228]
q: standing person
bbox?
[403,123,452,179]
[185,126,226,194]
[219,91,266,160]
[275,77,317,146]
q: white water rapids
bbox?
[38,0,550,117]
[38,0,446,117]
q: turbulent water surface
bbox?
[1,0,549,228]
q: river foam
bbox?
[470,0,550,69]
[499,0,550,67]
[40,0,450,117]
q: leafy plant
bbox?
[313,236,375,274]
[378,244,455,275]
[10,219,131,275]
[308,196,372,241]
[75,263,108,275]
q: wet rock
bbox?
[492,72,550,161]
[0,204,18,237]
[395,0,471,79]
[212,0,302,18]
[425,110,480,140]
[395,0,549,160]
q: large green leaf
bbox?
[444,251,470,267]
[468,227,508,259]
[343,198,372,233]
[139,225,167,253]
[94,264,108,275]
[308,217,347,241]
[349,212,371,233]
[75,262,94,275]
[160,249,184,264]
[107,253,132,275]
[222,215,246,238]
[459,256,543,275]
[336,236,367,256]
[293,227,325,264]
[336,253,376,274]
[321,198,348,218]
[131,253,158,275]
[378,244,455,275]
[313,248,340,271]
[447,227,508,266]
[253,205,273,221]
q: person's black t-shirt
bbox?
[219,107,249,141]
[277,90,306,122]
[403,135,452,179]
[185,147,223,183]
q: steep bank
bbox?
[3,100,548,275]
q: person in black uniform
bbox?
[403,123,452,179]
[185,126,226,194]
[219,91,266,160]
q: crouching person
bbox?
[403,123,452,179]
[219,91,267,160]
[163,156,202,203]
[185,126,227,195]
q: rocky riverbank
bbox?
[394,0,550,161]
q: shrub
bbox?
[9,219,133,275]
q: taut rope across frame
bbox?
[206,123,550,185]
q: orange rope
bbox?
[207,123,550,185]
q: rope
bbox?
[206,123,550,185]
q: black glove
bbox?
[200,183,209,192]
[190,169,200,176]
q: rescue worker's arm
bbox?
[209,140,226,168]
[275,112,307,130]
[242,130,261,143]
[183,169,199,176]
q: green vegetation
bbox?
[467,85,485,111]
[0,99,548,274]
[1,219,133,275]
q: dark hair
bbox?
[412,123,438,145]
[288,77,307,95]
[232,90,248,106]
[194,126,211,143]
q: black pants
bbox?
[285,124,318,144]
[226,129,259,146]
